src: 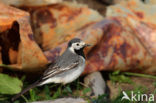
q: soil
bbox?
[107,76,156,99]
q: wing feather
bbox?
[41,62,79,80]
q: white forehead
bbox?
[80,41,85,45]
[69,41,86,53]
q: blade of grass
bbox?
[44,85,51,100]
[0,64,20,70]
[21,95,28,103]
[0,64,12,69]
[76,79,80,90]
[0,96,8,101]
[52,86,62,99]
[124,72,156,80]
[29,89,37,102]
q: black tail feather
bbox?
[11,80,40,102]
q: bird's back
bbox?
[55,49,80,68]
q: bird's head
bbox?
[68,38,90,53]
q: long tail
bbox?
[11,80,40,102]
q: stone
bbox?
[144,0,156,4]
[84,72,106,97]
[31,97,87,103]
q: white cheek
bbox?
[70,43,83,51]
[73,44,79,49]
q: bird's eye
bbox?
[76,43,79,46]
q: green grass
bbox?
[91,94,109,103]
[10,79,89,102]
[0,71,156,103]
[112,86,149,103]
[109,70,133,84]
[109,71,156,103]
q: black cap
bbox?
[68,38,81,47]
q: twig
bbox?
[78,82,89,88]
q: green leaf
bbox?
[83,87,91,95]
[52,86,61,99]
[109,74,133,84]
[112,70,120,75]
[0,73,23,94]
[63,86,72,94]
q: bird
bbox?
[12,38,90,101]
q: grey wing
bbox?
[41,61,79,80]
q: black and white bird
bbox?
[12,38,90,101]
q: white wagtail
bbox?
[12,38,90,101]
